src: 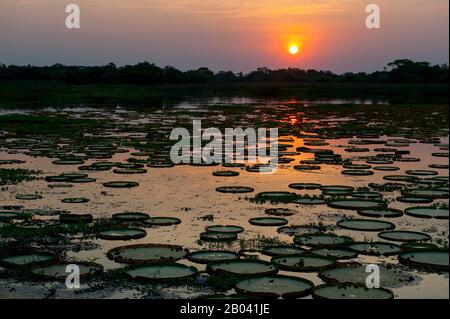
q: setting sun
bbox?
[289,44,299,55]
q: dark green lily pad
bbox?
[399,249,449,272]
[337,219,395,232]
[235,275,314,298]
[206,260,278,276]
[186,250,239,264]
[378,230,431,242]
[126,263,198,282]
[271,254,336,272]
[107,244,188,264]
[347,242,401,256]
[312,283,394,299]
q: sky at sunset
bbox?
[0,0,448,73]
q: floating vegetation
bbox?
[312,283,394,299]
[205,225,244,233]
[404,206,449,219]
[337,219,396,232]
[261,246,306,257]
[212,171,240,177]
[97,228,147,240]
[264,208,299,216]
[206,260,278,276]
[398,249,449,272]
[0,168,40,185]
[215,186,254,193]
[357,208,403,218]
[107,244,188,264]
[103,181,139,188]
[327,199,387,210]
[0,251,57,267]
[234,275,314,299]
[143,217,181,226]
[293,234,353,247]
[125,263,198,282]
[378,230,431,242]
[31,262,103,280]
[271,254,337,272]
[310,248,358,260]
[249,217,288,227]
[112,212,150,221]
[347,242,402,256]
[186,250,240,264]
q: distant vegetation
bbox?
[0,59,448,85]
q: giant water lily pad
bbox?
[235,275,314,298]
[347,242,401,256]
[249,217,288,227]
[404,206,449,219]
[337,219,395,232]
[103,181,139,188]
[261,246,306,256]
[216,186,254,193]
[200,231,238,241]
[97,228,147,240]
[112,212,150,221]
[31,262,103,280]
[0,252,57,267]
[398,249,449,271]
[327,199,386,210]
[186,250,239,264]
[206,260,278,276]
[143,217,181,226]
[378,230,431,242]
[277,225,322,236]
[205,225,244,233]
[265,208,299,216]
[107,244,188,264]
[271,254,336,272]
[357,208,403,218]
[312,284,394,299]
[126,263,198,282]
[294,234,352,247]
[310,248,358,260]
[319,264,418,288]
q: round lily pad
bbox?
[103,181,139,188]
[347,242,401,256]
[292,197,327,205]
[143,217,181,226]
[107,244,188,264]
[319,264,417,288]
[406,170,438,176]
[31,262,103,280]
[113,168,147,174]
[97,228,147,240]
[321,185,354,196]
[401,242,438,250]
[327,199,387,210]
[402,189,448,199]
[294,234,352,247]
[337,219,395,232]
[310,248,358,260]
[206,260,278,276]
[312,283,394,299]
[357,208,403,218]
[255,192,296,202]
[249,217,288,227]
[373,166,400,171]
[277,225,321,236]
[186,250,239,264]
[341,170,374,176]
[288,183,321,190]
[378,230,431,242]
[396,196,433,204]
[125,263,198,282]
[213,171,240,177]
[261,246,306,257]
[205,225,244,233]
[350,192,383,199]
[271,254,336,272]
[215,186,254,193]
[235,275,314,299]
[399,249,448,271]
[15,194,42,200]
[265,208,299,216]
[0,252,57,267]
[200,231,238,241]
[404,206,449,219]
[61,197,90,204]
[112,212,150,221]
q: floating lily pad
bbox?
[357,208,403,218]
[97,228,147,240]
[347,242,401,256]
[15,194,42,200]
[107,244,188,264]
[378,230,431,242]
[61,197,90,204]
[255,192,297,203]
[200,231,238,241]
[249,217,288,226]
[337,219,395,232]
[271,254,336,272]
[126,263,198,282]
[205,225,244,233]
[351,192,383,199]
[319,264,418,288]
[373,166,400,171]
[321,185,354,196]
[396,196,433,204]
[103,181,139,188]
[215,186,254,193]
[112,212,150,221]
[206,260,278,276]
[288,183,321,190]
[401,242,438,250]
[404,206,449,219]
[406,170,438,176]
[341,169,374,176]
[294,234,352,247]
[310,248,358,260]
[31,262,103,280]
[0,252,57,267]
[213,171,240,177]
[312,283,394,299]
[292,197,327,205]
[261,246,306,256]
[186,250,239,264]
[399,249,449,272]
[402,189,448,199]
[113,168,147,174]
[327,199,386,210]
[143,217,181,226]
[235,275,314,298]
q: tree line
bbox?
[0,59,447,85]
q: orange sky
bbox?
[0,0,448,72]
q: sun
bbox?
[289,44,299,55]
